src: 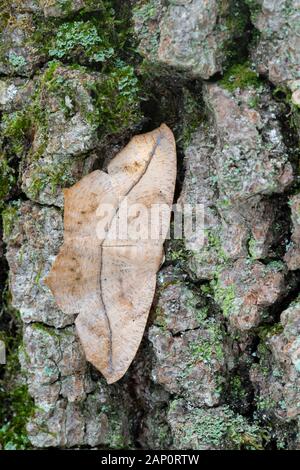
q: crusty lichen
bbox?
[169,400,269,450]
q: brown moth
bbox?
[45,124,177,384]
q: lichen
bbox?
[206,229,229,263]
[212,279,236,319]
[1,109,32,155]
[188,321,225,364]
[2,202,20,240]
[0,155,15,209]
[8,53,27,71]
[170,401,268,450]
[26,161,79,201]
[133,0,161,58]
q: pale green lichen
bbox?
[133,0,161,58]
[0,155,16,209]
[180,89,203,149]
[26,161,78,201]
[170,401,269,450]
[48,20,115,64]
[2,202,20,240]
[8,53,27,71]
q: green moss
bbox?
[229,375,249,403]
[195,306,209,324]
[154,306,167,330]
[248,236,259,258]
[2,202,20,240]
[5,71,60,170]
[273,86,300,144]
[219,0,251,68]
[212,278,236,318]
[222,1,249,37]
[88,63,142,136]
[8,53,27,71]
[257,323,284,341]
[3,61,142,204]
[25,62,61,160]
[108,425,126,449]
[0,385,35,450]
[0,156,15,209]
[180,89,203,149]
[2,111,31,157]
[0,0,9,30]
[133,0,160,57]
[220,62,261,92]
[245,0,262,22]
[36,61,142,142]
[102,403,130,449]
[188,321,225,364]
[166,239,191,267]
[206,229,229,263]
[30,323,60,339]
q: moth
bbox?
[45,124,177,383]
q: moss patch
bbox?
[170,401,269,450]
[87,63,142,136]
[0,288,34,450]
[133,0,161,58]
[212,278,236,319]
[0,156,16,209]
[188,321,225,364]
[2,202,20,240]
[1,111,31,157]
[220,62,261,92]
